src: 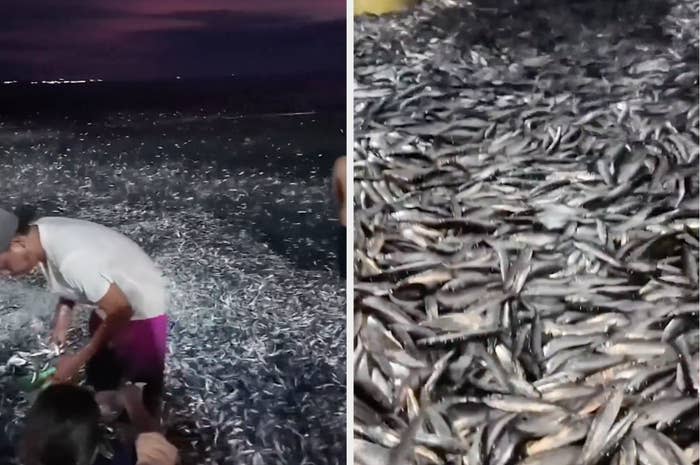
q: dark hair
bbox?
[20,384,101,465]
[14,205,37,235]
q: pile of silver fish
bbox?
[0,112,346,465]
[353,1,699,464]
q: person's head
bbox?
[19,384,101,465]
[0,205,44,277]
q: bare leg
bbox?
[85,310,124,392]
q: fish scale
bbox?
[354,0,699,463]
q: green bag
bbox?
[17,367,56,392]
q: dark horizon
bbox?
[1,71,345,84]
[0,75,346,119]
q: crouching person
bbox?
[19,383,178,465]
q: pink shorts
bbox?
[88,311,168,382]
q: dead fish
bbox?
[420,313,490,332]
[517,446,581,465]
[593,411,640,464]
[573,240,624,268]
[513,411,571,436]
[580,388,624,465]
[416,326,503,347]
[525,418,589,455]
[630,57,671,74]
[482,395,567,414]
[353,3,699,462]
[362,296,416,326]
[388,408,427,465]
[597,340,673,357]
[616,437,638,465]
[356,439,392,465]
[397,268,454,288]
[634,397,699,430]
[540,383,599,403]
[543,335,606,359]
[634,427,692,465]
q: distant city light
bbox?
[0,78,104,85]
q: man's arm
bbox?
[332,157,347,226]
[55,283,133,382]
[51,298,75,346]
[332,157,346,204]
[82,283,133,361]
[53,262,136,382]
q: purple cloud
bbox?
[0,0,345,80]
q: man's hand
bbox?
[52,286,133,385]
[50,325,68,347]
[53,352,85,383]
[136,432,179,465]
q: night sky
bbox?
[0,0,346,81]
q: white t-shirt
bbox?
[34,217,168,320]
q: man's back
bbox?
[34,217,168,319]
